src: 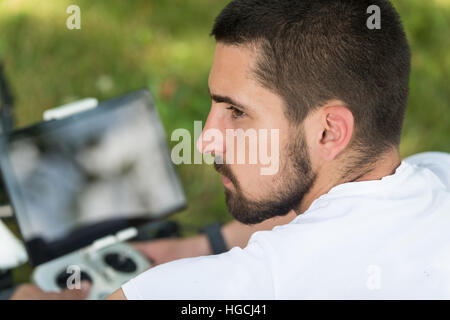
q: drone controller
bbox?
[33,231,150,300]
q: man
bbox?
[109,0,450,299]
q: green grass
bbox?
[0,0,449,283]
[393,0,450,155]
[0,0,233,236]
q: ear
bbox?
[308,103,354,162]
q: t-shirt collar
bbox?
[306,160,414,211]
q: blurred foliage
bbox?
[393,0,450,155]
[0,0,448,283]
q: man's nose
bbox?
[196,110,226,157]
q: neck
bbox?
[296,148,401,214]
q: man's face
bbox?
[198,43,317,224]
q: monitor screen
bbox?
[0,89,186,265]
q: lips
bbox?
[222,175,231,185]
[215,162,233,186]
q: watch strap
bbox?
[202,222,227,254]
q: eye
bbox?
[226,106,246,119]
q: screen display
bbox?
[0,90,186,265]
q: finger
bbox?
[59,281,91,300]
[131,241,157,251]
[130,241,158,262]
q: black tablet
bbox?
[0,89,186,266]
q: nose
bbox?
[196,107,226,158]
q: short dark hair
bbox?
[211,0,411,170]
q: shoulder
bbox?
[404,151,450,166]
[122,239,275,299]
[403,151,450,188]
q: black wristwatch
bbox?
[202,222,228,255]
[0,287,15,300]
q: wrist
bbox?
[183,234,211,257]
[201,222,228,255]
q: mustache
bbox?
[213,161,228,175]
[214,161,236,184]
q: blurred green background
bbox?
[0,0,449,283]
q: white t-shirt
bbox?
[122,151,450,299]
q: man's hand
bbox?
[107,288,126,300]
[132,235,210,266]
[133,213,297,266]
[9,281,91,300]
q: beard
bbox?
[214,128,317,225]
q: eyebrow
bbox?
[209,90,253,112]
